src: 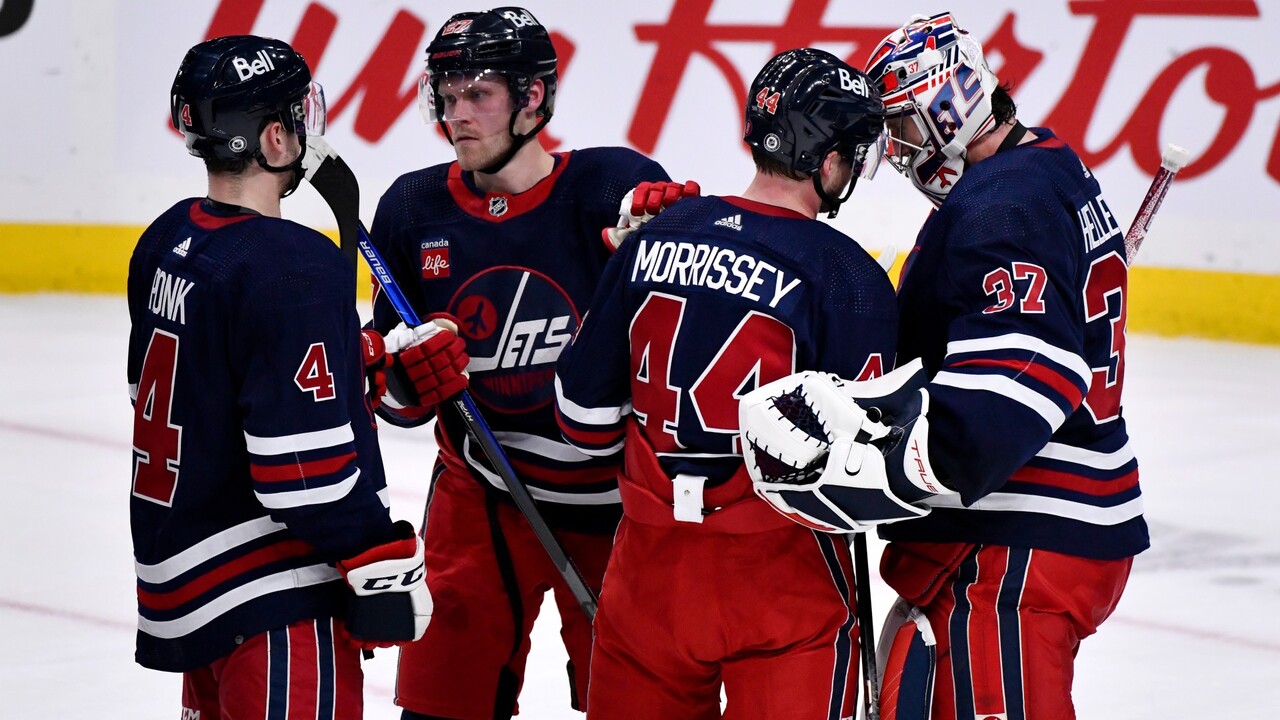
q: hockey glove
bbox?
[738,360,955,533]
[336,520,432,649]
[602,180,701,251]
[360,328,390,412]
[384,316,470,409]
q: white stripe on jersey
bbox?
[255,468,360,510]
[933,370,1066,429]
[1037,441,1135,470]
[138,564,340,639]
[377,487,391,508]
[554,376,632,426]
[945,332,1091,386]
[136,515,285,584]
[244,423,355,456]
[128,382,139,403]
[927,491,1144,526]
[493,429,608,463]
[462,436,622,506]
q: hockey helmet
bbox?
[419,7,557,134]
[171,35,325,162]
[744,48,887,215]
[865,12,998,206]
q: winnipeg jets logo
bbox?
[714,214,743,231]
[488,196,509,217]
[450,267,579,412]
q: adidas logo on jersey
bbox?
[231,50,276,82]
[714,214,743,231]
[172,237,191,257]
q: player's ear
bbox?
[259,119,290,164]
[525,78,546,116]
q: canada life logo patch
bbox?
[421,238,450,279]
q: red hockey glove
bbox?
[602,180,701,251]
[385,316,470,408]
[360,328,389,412]
[336,520,432,649]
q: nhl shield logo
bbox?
[488,196,509,217]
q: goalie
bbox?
[740,12,1149,720]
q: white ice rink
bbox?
[3,293,1279,718]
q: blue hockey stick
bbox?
[304,137,599,621]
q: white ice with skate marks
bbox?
[2,294,1279,718]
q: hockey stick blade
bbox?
[1124,143,1190,265]
[302,137,360,269]
[303,137,600,622]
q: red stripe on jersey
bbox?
[137,539,314,611]
[949,357,1084,408]
[1010,466,1139,497]
[286,621,320,720]
[556,407,625,447]
[188,199,256,229]
[250,452,357,483]
[507,455,619,487]
[447,152,572,222]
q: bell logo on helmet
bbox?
[231,49,276,82]
[500,9,539,28]
[441,18,473,35]
[837,68,870,98]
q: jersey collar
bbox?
[447,152,571,222]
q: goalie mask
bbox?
[420,6,557,174]
[865,13,998,206]
[171,35,325,175]
[743,48,888,218]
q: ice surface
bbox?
[3,294,1278,718]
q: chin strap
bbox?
[476,112,552,176]
[813,171,857,219]
[255,139,307,198]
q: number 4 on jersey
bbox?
[133,329,183,506]
[295,342,336,401]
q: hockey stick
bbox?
[302,137,600,623]
[1125,144,1190,265]
[853,533,881,720]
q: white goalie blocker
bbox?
[738,360,956,533]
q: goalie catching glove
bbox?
[737,359,956,533]
[336,520,432,649]
[602,180,701,251]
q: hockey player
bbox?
[739,14,1149,719]
[364,8,691,719]
[554,49,896,719]
[127,36,431,718]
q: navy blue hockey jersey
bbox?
[126,199,394,672]
[885,129,1150,560]
[556,195,898,510]
[369,148,668,531]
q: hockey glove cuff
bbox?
[602,180,701,252]
[336,520,432,649]
[386,317,470,409]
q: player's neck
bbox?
[471,142,555,196]
[967,120,1037,165]
[206,172,282,218]
[740,172,820,218]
